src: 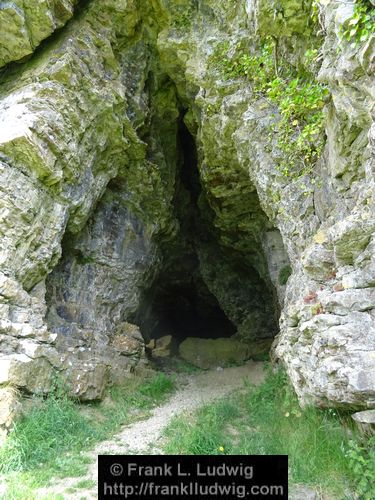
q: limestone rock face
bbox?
[150,0,375,409]
[0,0,77,68]
[0,0,374,426]
[274,1,375,408]
[0,0,163,410]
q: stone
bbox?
[262,230,291,305]
[66,363,109,401]
[352,410,375,436]
[251,0,315,38]
[115,323,144,342]
[0,0,77,68]
[155,335,172,349]
[179,337,252,370]
[146,339,156,350]
[112,336,143,357]
[111,323,145,361]
[152,335,173,358]
[4,354,54,394]
[289,485,319,500]
[0,387,21,429]
[0,0,170,424]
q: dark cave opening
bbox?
[135,114,279,349]
[44,103,283,368]
[143,281,237,342]
[135,116,238,345]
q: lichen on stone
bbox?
[0,0,374,429]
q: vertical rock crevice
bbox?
[134,112,282,351]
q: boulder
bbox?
[152,335,173,358]
[0,387,21,430]
[146,339,156,350]
[66,363,109,401]
[179,337,269,369]
[111,323,144,358]
[289,485,319,500]
[352,410,375,436]
[112,336,143,357]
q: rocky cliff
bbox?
[0,0,374,430]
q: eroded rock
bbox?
[151,335,173,358]
[0,0,374,432]
[352,410,375,436]
[0,0,77,68]
[0,387,21,429]
[112,323,145,358]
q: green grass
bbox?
[0,372,175,498]
[163,368,372,498]
[76,479,96,489]
[108,371,175,412]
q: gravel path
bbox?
[37,361,265,499]
[95,360,265,455]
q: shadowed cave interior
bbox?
[134,116,279,349]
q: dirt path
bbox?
[37,361,265,499]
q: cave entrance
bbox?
[139,273,237,346]
[136,116,237,348]
[135,113,281,357]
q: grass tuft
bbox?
[164,399,240,455]
[0,394,93,475]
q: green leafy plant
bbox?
[346,436,375,500]
[209,37,328,180]
[269,75,328,178]
[341,0,375,46]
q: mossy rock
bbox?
[179,337,271,369]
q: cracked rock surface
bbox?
[0,0,374,425]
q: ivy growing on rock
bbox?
[209,36,328,180]
[341,0,375,47]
